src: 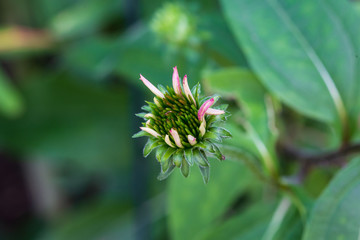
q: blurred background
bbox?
[0,0,249,239]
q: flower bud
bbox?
[133,67,231,183]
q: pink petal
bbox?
[187,135,197,146]
[144,113,154,118]
[170,128,184,148]
[205,108,225,115]
[172,66,182,95]
[140,127,161,138]
[182,75,196,106]
[165,135,176,148]
[198,98,215,121]
[199,121,206,137]
[140,74,165,98]
[154,97,161,107]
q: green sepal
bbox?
[141,105,151,112]
[173,150,184,167]
[198,165,210,184]
[207,113,229,127]
[132,130,149,138]
[157,84,167,94]
[215,104,228,111]
[160,157,172,172]
[191,82,201,104]
[143,138,162,157]
[209,127,232,139]
[203,131,222,142]
[135,112,147,119]
[146,101,158,111]
[158,163,176,181]
[193,148,209,167]
[180,157,190,178]
[162,147,177,163]
[155,145,168,162]
[207,115,219,126]
[209,142,225,161]
[196,142,215,154]
[184,148,194,166]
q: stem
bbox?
[262,197,291,240]
[281,185,307,220]
[221,145,268,182]
[278,142,360,165]
[243,121,278,179]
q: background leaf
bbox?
[221,0,360,132]
[0,68,23,117]
[0,73,131,172]
[168,158,256,240]
[303,158,360,240]
[204,68,278,174]
[199,201,276,240]
[49,0,122,39]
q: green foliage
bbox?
[303,158,360,240]
[168,159,256,240]
[204,68,278,176]
[0,69,23,117]
[221,0,360,138]
[0,74,131,172]
[1,0,360,239]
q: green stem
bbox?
[280,184,307,220]
[221,145,267,182]
[262,197,291,240]
[243,121,279,179]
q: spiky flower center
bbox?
[147,87,200,148]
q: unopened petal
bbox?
[199,120,206,137]
[205,108,225,115]
[170,128,184,148]
[172,66,182,95]
[198,98,215,121]
[165,134,176,148]
[140,74,165,98]
[187,135,197,146]
[146,120,151,127]
[182,75,196,106]
[140,127,161,138]
[145,113,155,119]
[154,97,161,107]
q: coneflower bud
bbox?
[133,67,231,183]
[187,135,197,146]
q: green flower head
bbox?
[133,67,231,183]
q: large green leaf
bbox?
[204,68,278,176]
[221,0,360,133]
[200,196,301,240]
[303,158,360,240]
[199,12,248,67]
[168,159,255,240]
[355,1,360,14]
[199,200,276,240]
[0,69,23,117]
